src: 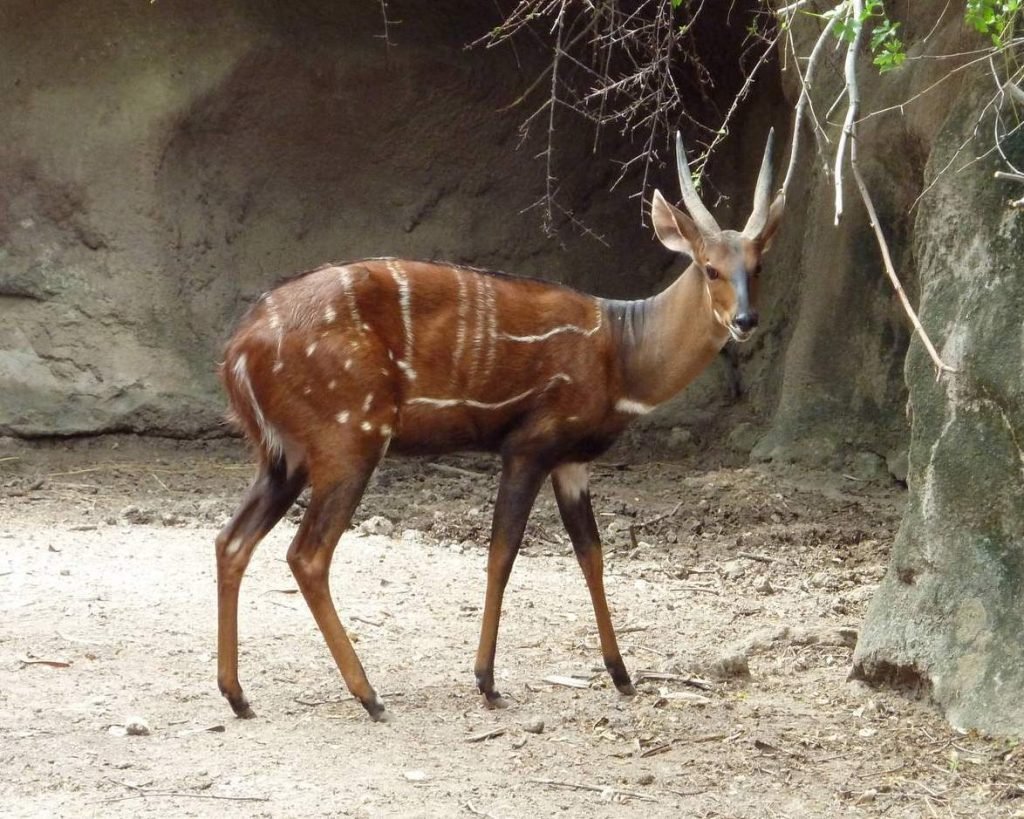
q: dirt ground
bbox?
[1,436,1021,818]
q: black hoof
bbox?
[228,696,256,719]
[363,696,389,723]
[482,691,510,710]
[606,659,635,696]
[220,681,256,718]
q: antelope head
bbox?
[651,130,785,343]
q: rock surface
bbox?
[0,0,686,436]
[852,68,1024,735]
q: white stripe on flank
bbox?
[385,260,417,381]
[615,398,655,415]
[265,294,281,330]
[324,304,336,324]
[552,462,589,501]
[451,268,469,385]
[265,293,285,361]
[339,269,364,332]
[232,353,283,457]
[363,393,374,412]
[466,274,485,388]
[499,304,603,343]
[406,374,571,411]
[481,278,498,381]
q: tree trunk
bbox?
[851,84,1024,735]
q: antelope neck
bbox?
[601,265,727,408]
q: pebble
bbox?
[120,505,154,525]
[358,516,395,537]
[125,717,151,736]
[855,789,878,805]
[705,651,751,681]
[721,559,747,580]
[522,718,545,735]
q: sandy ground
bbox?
[1,437,1022,818]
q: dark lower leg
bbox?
[288,473,387,721]
[552,466,634,696]
[473,457,545,707]
[216,459,307,717]
[474,545,518,707]
[574,544,634,694]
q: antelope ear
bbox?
[651,189,703,258]
[756,192,786,253]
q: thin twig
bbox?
[737,550,775,564]
[672,583,720,595]
[428,462,489,480]
[527,777,659,803]
[634,500,683,529]
[104,777,269,803]
[849,141,958,377]
[464,727,507,743]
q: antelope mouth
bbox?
[727,324,754,344]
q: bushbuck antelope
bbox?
[216,131,784,721]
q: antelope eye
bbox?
[705,265,720,280]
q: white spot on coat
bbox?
[615,398,655,415]
[337,411,350,424]
[553,462,589,502]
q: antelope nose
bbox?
[735,311,759,332]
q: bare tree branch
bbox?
[832,0,860,225]
[836,0,957,377]
[780,6,840,197]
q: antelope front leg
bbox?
[551,462,635,696]
[216,459,308,718]
[474,456,546,708]
[287,456,388,722]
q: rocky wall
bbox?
[0,0,701,437]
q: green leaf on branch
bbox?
[965,0,1021,46]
